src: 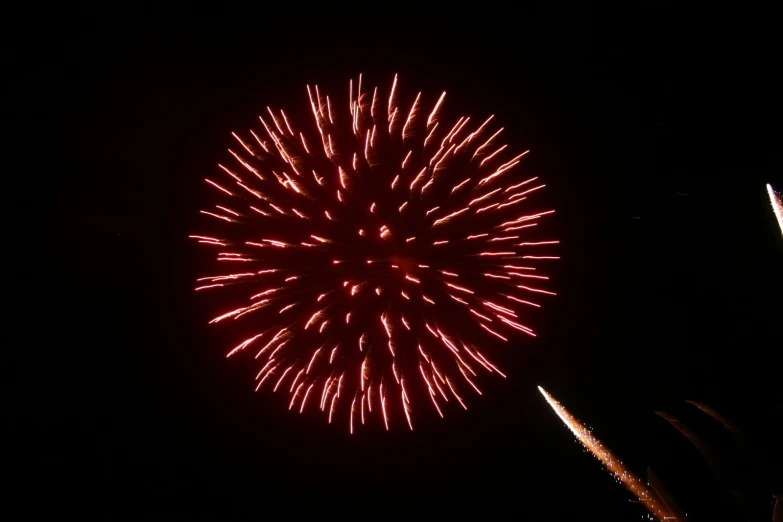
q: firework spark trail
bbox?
[191,74,558,432]
[767,183,783,236]
[657,411,722,477]
[537,387,675,521]
[657,411,746,512]
[647,468,688,522]
[684,400,741,439]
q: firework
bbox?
[657,411,745,512]
[647,468,687,522]
[685,400,740,439]
[191,74,558,432]
[767,183,783,236]
[657,412,720,473]
[537,386,676,521]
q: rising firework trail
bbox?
[537,386,677,521]
[191,75,558,432]
[767,183,783,236]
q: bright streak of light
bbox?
[538,387,675,522]
[767,183,783,236]
[427,92,446,127]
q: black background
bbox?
[11,5,781,520]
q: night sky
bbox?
[12,6,781,520]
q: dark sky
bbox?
[12,5,781,520]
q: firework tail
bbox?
[767,184,783,236]
[538,386,676,521]
[657,411,749,518]
[685,400,742,440]
[647,468,688,521]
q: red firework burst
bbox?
[190,74,558,432]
